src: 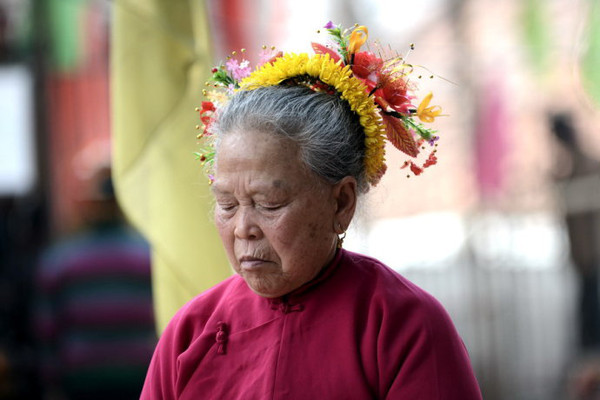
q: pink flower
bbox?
[226,84,235,95]
[258,49,283,67]
[324,21,335,29]
[225,58,252,81]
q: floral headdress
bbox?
[196,22,442,186]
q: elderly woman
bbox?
[141,24,482,399]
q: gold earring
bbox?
[337,230,346,249]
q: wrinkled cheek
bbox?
[308,210,333,239]
[307,221,320,239]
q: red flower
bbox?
[349,52,413,115]
[423,151,438,168]
[409,162,424,176]
[311,42,341,63]
[381,115,419,157]
[201,101,215,112]
[198,101,216,136]
[374,73,411,114]
[351,52,382,89]
[265,51,284,65]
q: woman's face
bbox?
[212,129,339,298]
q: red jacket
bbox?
[141,249,482,399]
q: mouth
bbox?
[238,255,272,271]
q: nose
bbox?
[234,206,262,240]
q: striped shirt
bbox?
[36,223,156,399]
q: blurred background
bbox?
[1,0,599,399]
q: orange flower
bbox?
[417,92,442,123]
[348,26,368,55]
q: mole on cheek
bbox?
[272,180,283,189]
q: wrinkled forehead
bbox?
[212,129,329,196]
[214,129,302,177]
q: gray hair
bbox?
[212,85,369,193]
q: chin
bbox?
[243,274,292,298]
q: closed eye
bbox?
[217,203,237,212]
[258,204,283,212]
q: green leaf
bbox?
[401,116,438,141]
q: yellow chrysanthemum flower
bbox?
[239,53,387,186]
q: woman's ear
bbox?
[332,176,358,232]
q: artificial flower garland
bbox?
[239,52,387,185]
[196,22,443,185]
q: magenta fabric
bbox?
[141,249,482,399]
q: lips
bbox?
[239,255,271,270]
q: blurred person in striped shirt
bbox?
[35,165,156,399]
